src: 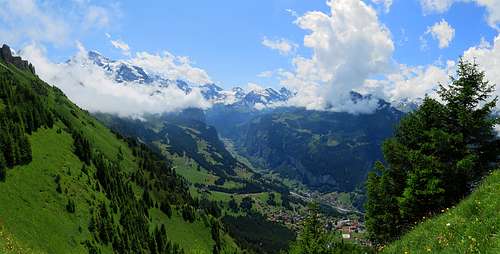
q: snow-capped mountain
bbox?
[235,87,292,108]
[81,50,413,112]
[86,51,192,93]
[392,97,423,112]
[84,51,294,108]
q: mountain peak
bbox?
[0,44,36,74]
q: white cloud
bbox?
[371,0,393,13]
[279,0,394,113]
[83,5,111,29]
[0,0,118,46]
[246,82,265,91]
[257,70,273,78]
[19,43,211,117]
[463,34,500,105]
[475,0,500,29]
[285,8,299,18]
[262,37,298,55]
[365,34,500,110]
[420,0,500,29]
[110,39,131,56]
[129,51,212,84]
[365,61,455,102]
[426,19,455,48]
[0,0,70,45]
[420,0,455,13]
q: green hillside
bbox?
[0,51,236,253]
[383,170,500,254]
[206,105,403,193]
[93,111,300,253]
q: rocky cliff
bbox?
[0,44,35,74]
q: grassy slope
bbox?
[150,208,214,254]
[172,154,285,217]
[0,62,219,254]
[0,127,97,254]
[383,170,500,254]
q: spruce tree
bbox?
[365,59,499,245]
[0,152,6,182]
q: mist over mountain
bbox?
[20,45,423,117]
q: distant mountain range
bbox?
[82,51,294,108]
[83,50,425,112]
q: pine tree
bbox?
[0,152,6,182]
[289,203,329,254]
[438,59,499,180]
[365,59,499,245]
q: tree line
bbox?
[0,69,54,181]
[365,59,500,245]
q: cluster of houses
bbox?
[267,210,305,230]
[330,219,365,240]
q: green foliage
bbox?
[160,201,173,218]
[228,197,238,212]
[383,170,500,254]
[0,152,6,182]
[239,196,254,212]
[181,204,196,223]
[72,130,92,165]
[206,101,403,192]
[222,213,296,253]
[266,192,276,206]
[365,59,499,245]
[288,203,374,254]
[66,198,76,213]
[0,54,234,254]
[289,203,328,253]
[0,68,54,178]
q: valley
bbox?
[1,1,500,252]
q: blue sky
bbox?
[32,0,496,88]
[1,0,500,115]
[1,0,495,88]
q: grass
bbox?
[172,156,218,185]
[0,126,98,254]
[383,170,500,254]
[0,224,44,254]
[150,208,215,254]
[0,61,237,254]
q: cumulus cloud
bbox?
[426,19,455,48]
[420,0,500,29]
[279,0,394,113]
[262,37,298,55]
[110,39,131,56]
[371,0,393,13]
[0,0,118,46]
[463,34,500,103]
[364,61,455,102]
[0,0,70,45]
[420,0,455,13]
[129,52,212,85]
[365,34,500,111]
[19,43,210,117]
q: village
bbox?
[266,208,367,243]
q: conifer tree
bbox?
[365,59,499,245]
[0,152,6,182]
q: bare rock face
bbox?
[0,44,35,74]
